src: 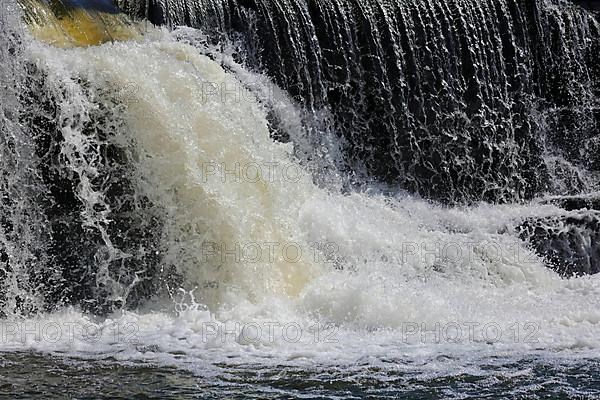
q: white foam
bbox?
[4,24,600,373]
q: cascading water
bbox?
[118,0,600,203]
[1,0,600,397]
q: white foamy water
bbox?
[2,19,600,378]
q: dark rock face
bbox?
[542,195,600,211]
[118,0,600,204]
[519,195,600,277]
[48,0,122,15]
[519,210,600,277]
[571,0,600,11]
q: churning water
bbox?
[1,0,600,397]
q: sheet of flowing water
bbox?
[117,0,600,204]
[1,3,600,398]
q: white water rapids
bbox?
[1,5,600,378]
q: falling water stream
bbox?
[0,0,600,397]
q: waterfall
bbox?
[0,0,599,364]
[117,0,600,203]
[2,0,324,315]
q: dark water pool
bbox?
[1,352,599,399]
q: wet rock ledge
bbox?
[518,194,600,277]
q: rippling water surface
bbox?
[2,351,600,399]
